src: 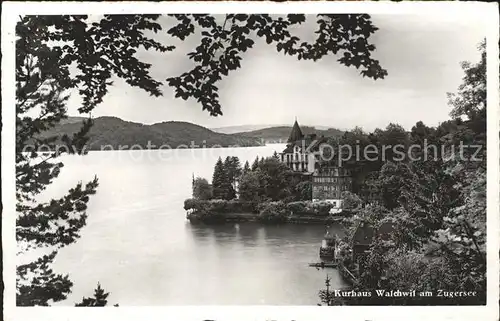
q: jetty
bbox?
[308,262,338,268]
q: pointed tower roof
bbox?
[287,119,304,143]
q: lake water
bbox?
[36,145,346,305]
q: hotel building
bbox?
[279,120,352,207]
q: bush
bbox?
[184,199,258,215]
[184,198,202,211]
[311,201,334,216]
[185,198,338,223]
[286,201,308,213]
[208,199,258,213]
[285,200,334,217]
[258,201,288,223]
[341,191,362,212]
[294,180,312,201]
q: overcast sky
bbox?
[66,13,487,131]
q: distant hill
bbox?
[235,126,345,143]
[38,116,263,150]
[211,124,286,134]
[59,116,87,125]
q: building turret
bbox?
[287,119,304,143]
[280,118,320,173]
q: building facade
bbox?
[351,221,395,274]
[312,166,352,208]
[279,119,322,173]
[280,144,318,172]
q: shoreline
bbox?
[184,199,350,225]
[187,211,345,224]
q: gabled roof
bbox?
[281,135,327,155]
[378,222,396,241]
[307,136,327,151]
[281,145,294,154]
[352,221,396,246]
[352,222,375,246]
[287,120,304,143]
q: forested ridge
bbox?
[235,126,345,142]
[36,116,263,150]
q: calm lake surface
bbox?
[39,145,346,305]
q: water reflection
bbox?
[47,147,347,305]
[186,222,345,267]
[187,222,344,245]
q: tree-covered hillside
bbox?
[237,126,345,143]
[37,116,263,150]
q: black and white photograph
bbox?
[2,1,499,321]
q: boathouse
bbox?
[351,221,396,272]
